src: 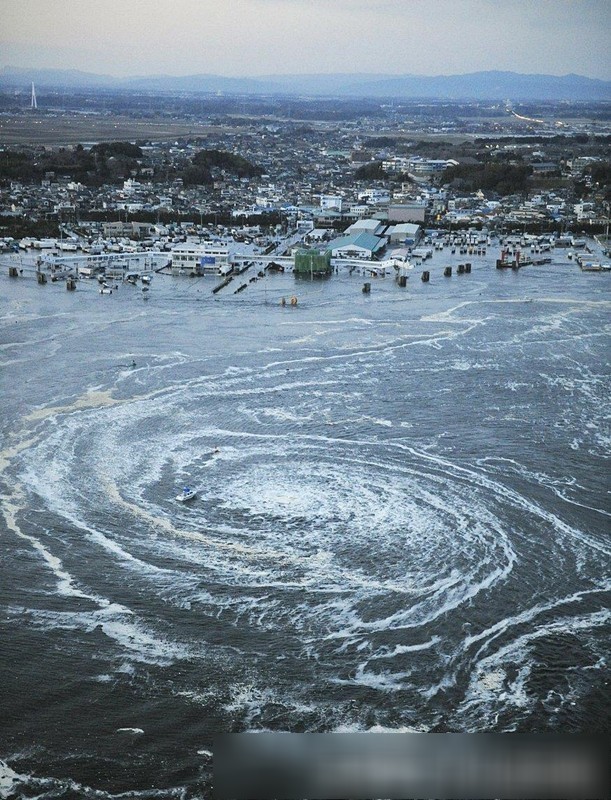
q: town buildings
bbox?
[1,100,609,256]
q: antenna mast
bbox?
[31,82,37,110]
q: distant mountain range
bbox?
[1,66,609,101]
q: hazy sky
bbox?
[2,0,610,79]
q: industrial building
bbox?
[344,218,387,237]
[328,231,386,259]
[387,203,427,223]
[386,222,421,245]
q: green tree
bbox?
[354,161,387,181]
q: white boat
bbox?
[176,486,197,502]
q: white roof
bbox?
[393,223,421,234]
[349,218,382,231]
[346,219,385,237]
[388,247,411,260]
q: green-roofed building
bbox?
[328,231,386,259]
[294,249,332,278]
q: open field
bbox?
[0,113,490,148]
[0,112,474,147]
[0,114,225,145]
[2,105,607,148]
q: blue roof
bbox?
[328,231,385,253]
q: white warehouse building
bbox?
[171,241,231,275]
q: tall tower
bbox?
[31,82,37,110]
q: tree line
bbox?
[0,143,263,187]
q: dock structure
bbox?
[594,234,611,258]
[2,251,169,280]
[496,248,529,269]
[230,252,405,277]
[7,231,609,301]
[576,256,611,272]
[45,251,169,276]
[230,253,294,270]
[496,249,552,269]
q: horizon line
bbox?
[1,65,610,83]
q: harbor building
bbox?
[170,241,231,275]
[328,231,386,260]
[386,222,421,246]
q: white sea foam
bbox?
[0,760,22,800]
[460,608,610,726]
[223,682,318,725]
[333,723,421,733]
[9,602,193,666]
[11,408,522,656]
[368,637,442,660]
[1,488,98,602]
[464,582,611,658]
[332,662,413,691]
[3,284,607,740]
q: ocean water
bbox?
[0,250,609,797]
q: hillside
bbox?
[1,67,609,101]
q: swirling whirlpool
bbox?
[10,359,608,735]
